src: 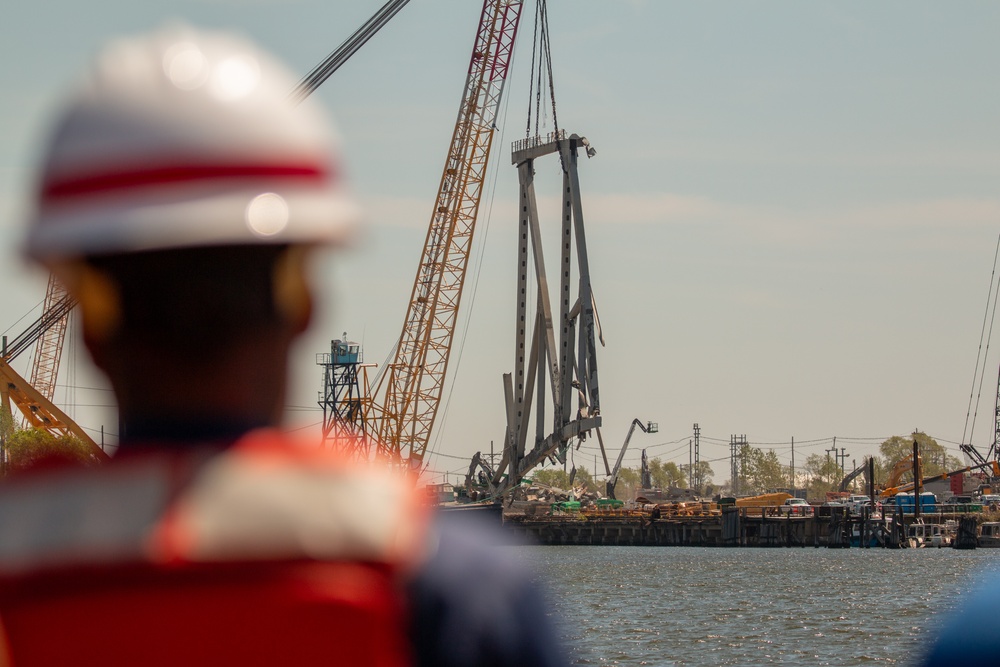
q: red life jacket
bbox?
[0,430,430,667]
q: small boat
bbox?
[979,522,1000,548]
[850,529,879,548]
[906,520,950,548]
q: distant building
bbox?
[425,483,457,505]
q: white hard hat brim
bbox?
[26,184,363,261]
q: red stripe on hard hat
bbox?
[41,163,330,203]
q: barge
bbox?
[502,504,975,549]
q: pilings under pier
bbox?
[503,507,918,548]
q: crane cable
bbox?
[961,231,1000,451]
[525,1,541,138]
[2,293,75,362]
[525,0,562,167]
[289,0,414,104]
[970,276,1000,450]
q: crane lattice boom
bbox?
[28,275,72,403]
[376,0,524,466]
[0,276,95,453]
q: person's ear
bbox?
[272,247,313,334]
[48,261,122,373]
[51,262,120,342]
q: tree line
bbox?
[0,405,103,474]
[790,432,963,500]
[532,458,716,499]
[529,432,966,501]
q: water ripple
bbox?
[513,546,1000,666]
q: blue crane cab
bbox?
[331,338,361,365]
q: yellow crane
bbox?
[881,453,918,493]
[880,460,1000,499]
[313,1,527,468]
[26,276,73,404]
[1,290,106,459]
[370,0,525,467]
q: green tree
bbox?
[5,427,102,474]
[648,457,686,489]
[735,445,790,495]
[754,448,789,493]
[878,432,961,485]
[531,468,571,489]
[802,452,842,499]
[612,467,641,499]
[680,461,715,494]
[0,404,13,440]
[0,404,13,474]
[869,457,887,490]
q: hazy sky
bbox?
[2,1,1000,486]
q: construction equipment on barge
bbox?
[605,419,658,500]
[1,306,106,460]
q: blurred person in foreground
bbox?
[919,571,1000,666]
[0,26,567,667]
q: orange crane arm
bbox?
[1,277,88,451]
[884,453,917,490]
[879,460,999,498]
[0,358,108,460]
[376,0,524,465]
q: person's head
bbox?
[23,26,360,430]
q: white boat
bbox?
[906,520,950,548]
[979,522,1000,548]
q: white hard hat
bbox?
[24,25,361,262]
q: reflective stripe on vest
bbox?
[0,432,425,667]
[0,430,429,574]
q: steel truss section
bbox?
[27,275,71,406]
[469,131,602,498]
[0,358,105,459]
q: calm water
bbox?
[516,546,1000,666]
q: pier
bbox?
[503,506,958,548]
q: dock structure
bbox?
[507,508,812,547]
[502,505,965,548]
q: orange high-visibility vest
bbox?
[0,430,429,667]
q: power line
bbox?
[55,384,114,392]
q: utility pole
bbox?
[688,438,693,489]
[836,447,849,476]
[730,434,739,496]
[731,434,747,496]
[826,443,838,488]
[693,423,701,491]
[739,435,748,492]
[790,436,795,492]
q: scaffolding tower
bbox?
[317,336,376,460]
